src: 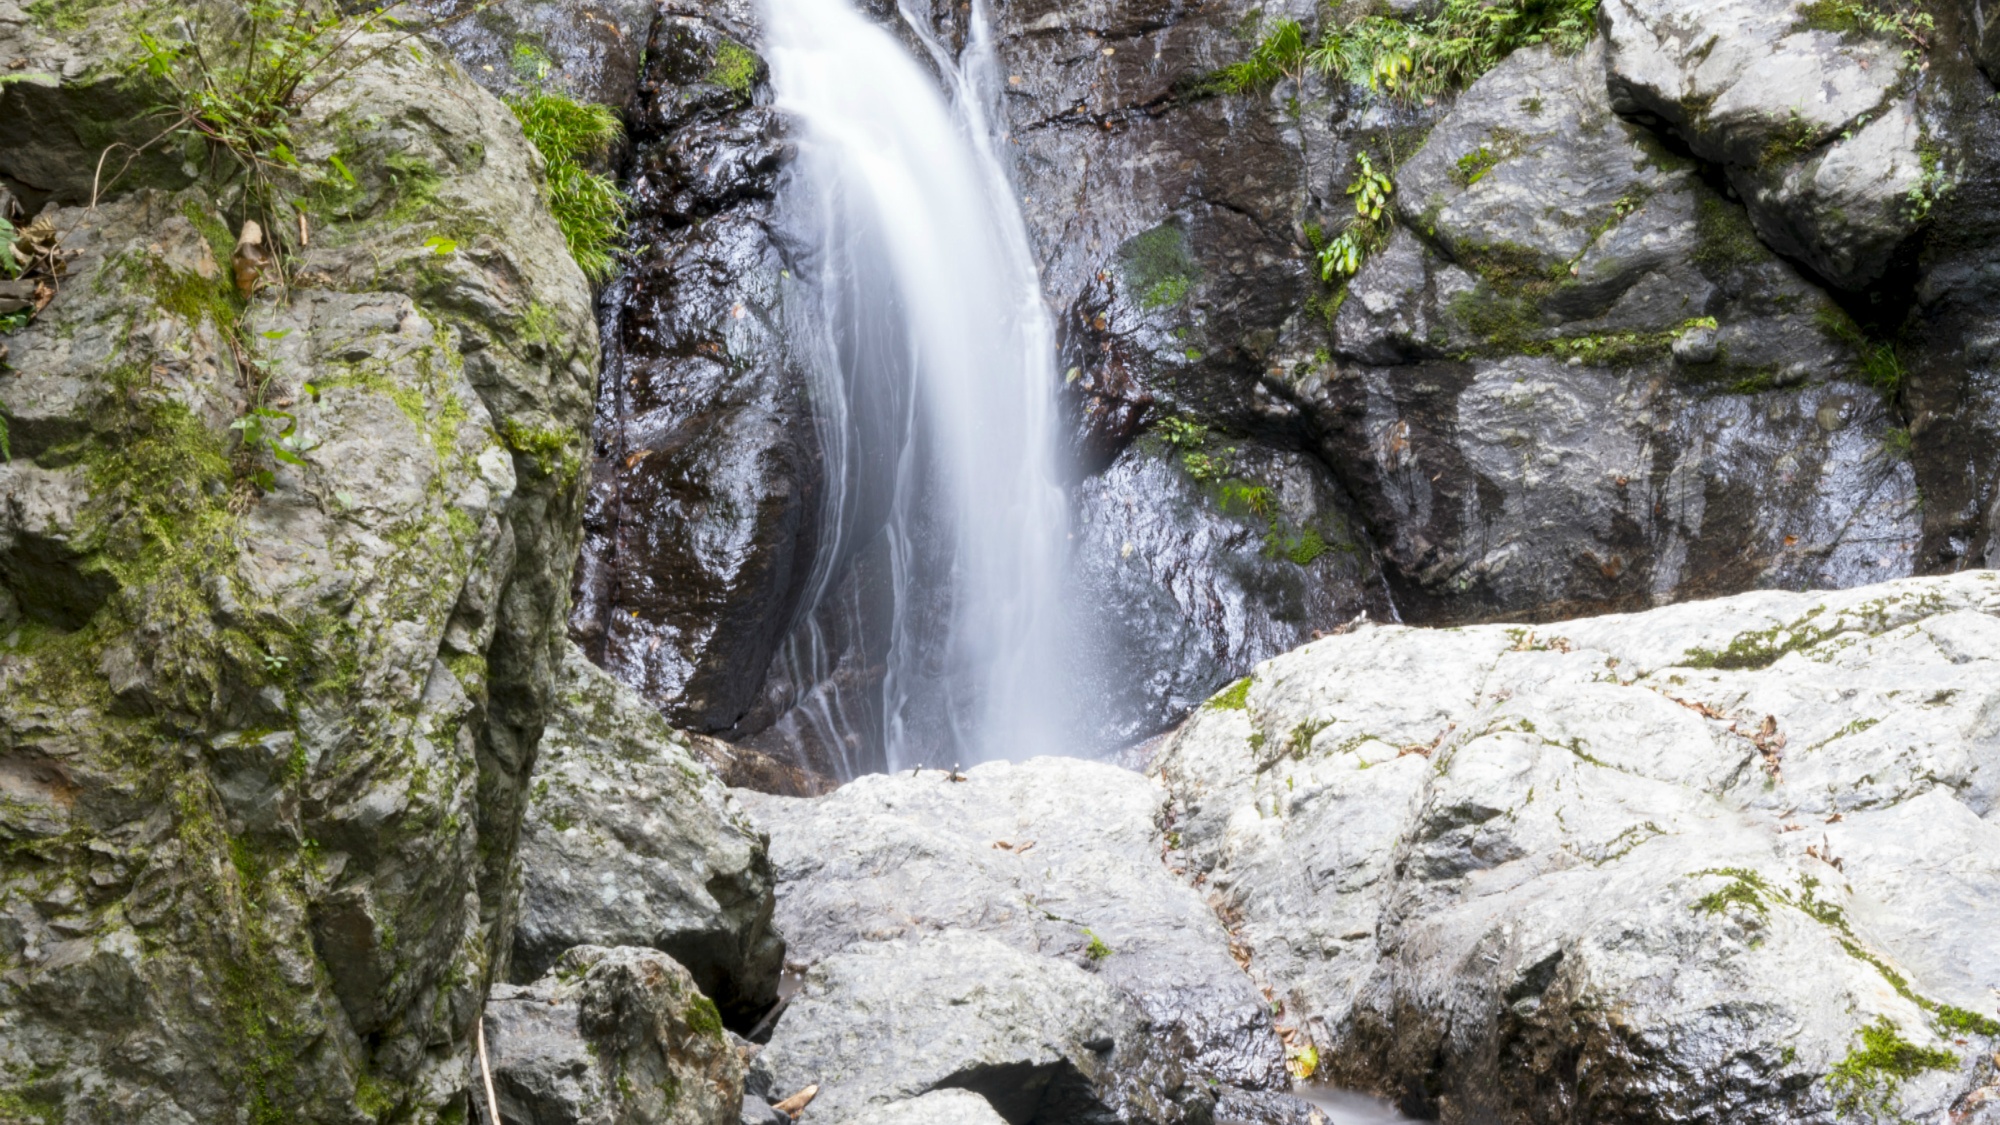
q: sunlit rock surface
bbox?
[1156,571,2000,1124]
[741,757,1289,1123]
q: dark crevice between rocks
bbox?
[931,1058,1121,1125]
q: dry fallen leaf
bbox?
[773,1085,819,1116]
[233,219,273,298]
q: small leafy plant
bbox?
[124,0,496,282]
[1319,152,1394,282]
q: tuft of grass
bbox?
[506,91,627,281]
[1083,929,1113,961]
[1205,19,1310,94]
[1815,304,1905,396]
[1794,0,1935,53]
[1692,867,1773,916]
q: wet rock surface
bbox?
[0,6,596,1117]
[740,757,1289,1122]
[566,10,839,750]
[418,0,659,110]
[1296,41,1920,623]
[512,644,784,1022]
[1068,443,1390,752]
[486,944,744,1125]
[1155,571,2000,1125]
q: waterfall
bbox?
[757,0,1070,772]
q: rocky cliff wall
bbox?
[0,1,597,1117]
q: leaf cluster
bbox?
[1319,151,1394,282]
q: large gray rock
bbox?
[759,932,1151,1125]
[1155,571,2000,1124]
[0,5,595,1120]
[743,758,1289,1100]
[486,945,744,1125]
[513,643,784,1022]
[1296,42,1919,624]
[1600,0,1925,288]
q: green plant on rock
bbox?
[1123,225,1198,311]
[1795,0,1934,56]
[1207,19,1311,94]
[127,0,480,269]
[1206,677,1253,711]
[1319,151,1394,283]
[1454,145,1501,186]
[1816,304,1905,396]
[1083,929,1113,961]
[1904,139,1951,222]
[1309,0,1599,101]
[505,91,627,280]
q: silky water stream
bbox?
[754,0,1071,774]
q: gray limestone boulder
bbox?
[1154,571,2000,1125]
[1600,0,1925,288]
[513,643,784,1022]
[0,4,595,1120]
[759,932,1145,1125]
[486,945,745,1125]
[741,757,1291,1123]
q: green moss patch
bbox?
[1827,1018,1955,1117]
[1206,677,1253,711]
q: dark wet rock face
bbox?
[415,0,658,110]
[567,16,827,739]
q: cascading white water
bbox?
[760,0,1070,771]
